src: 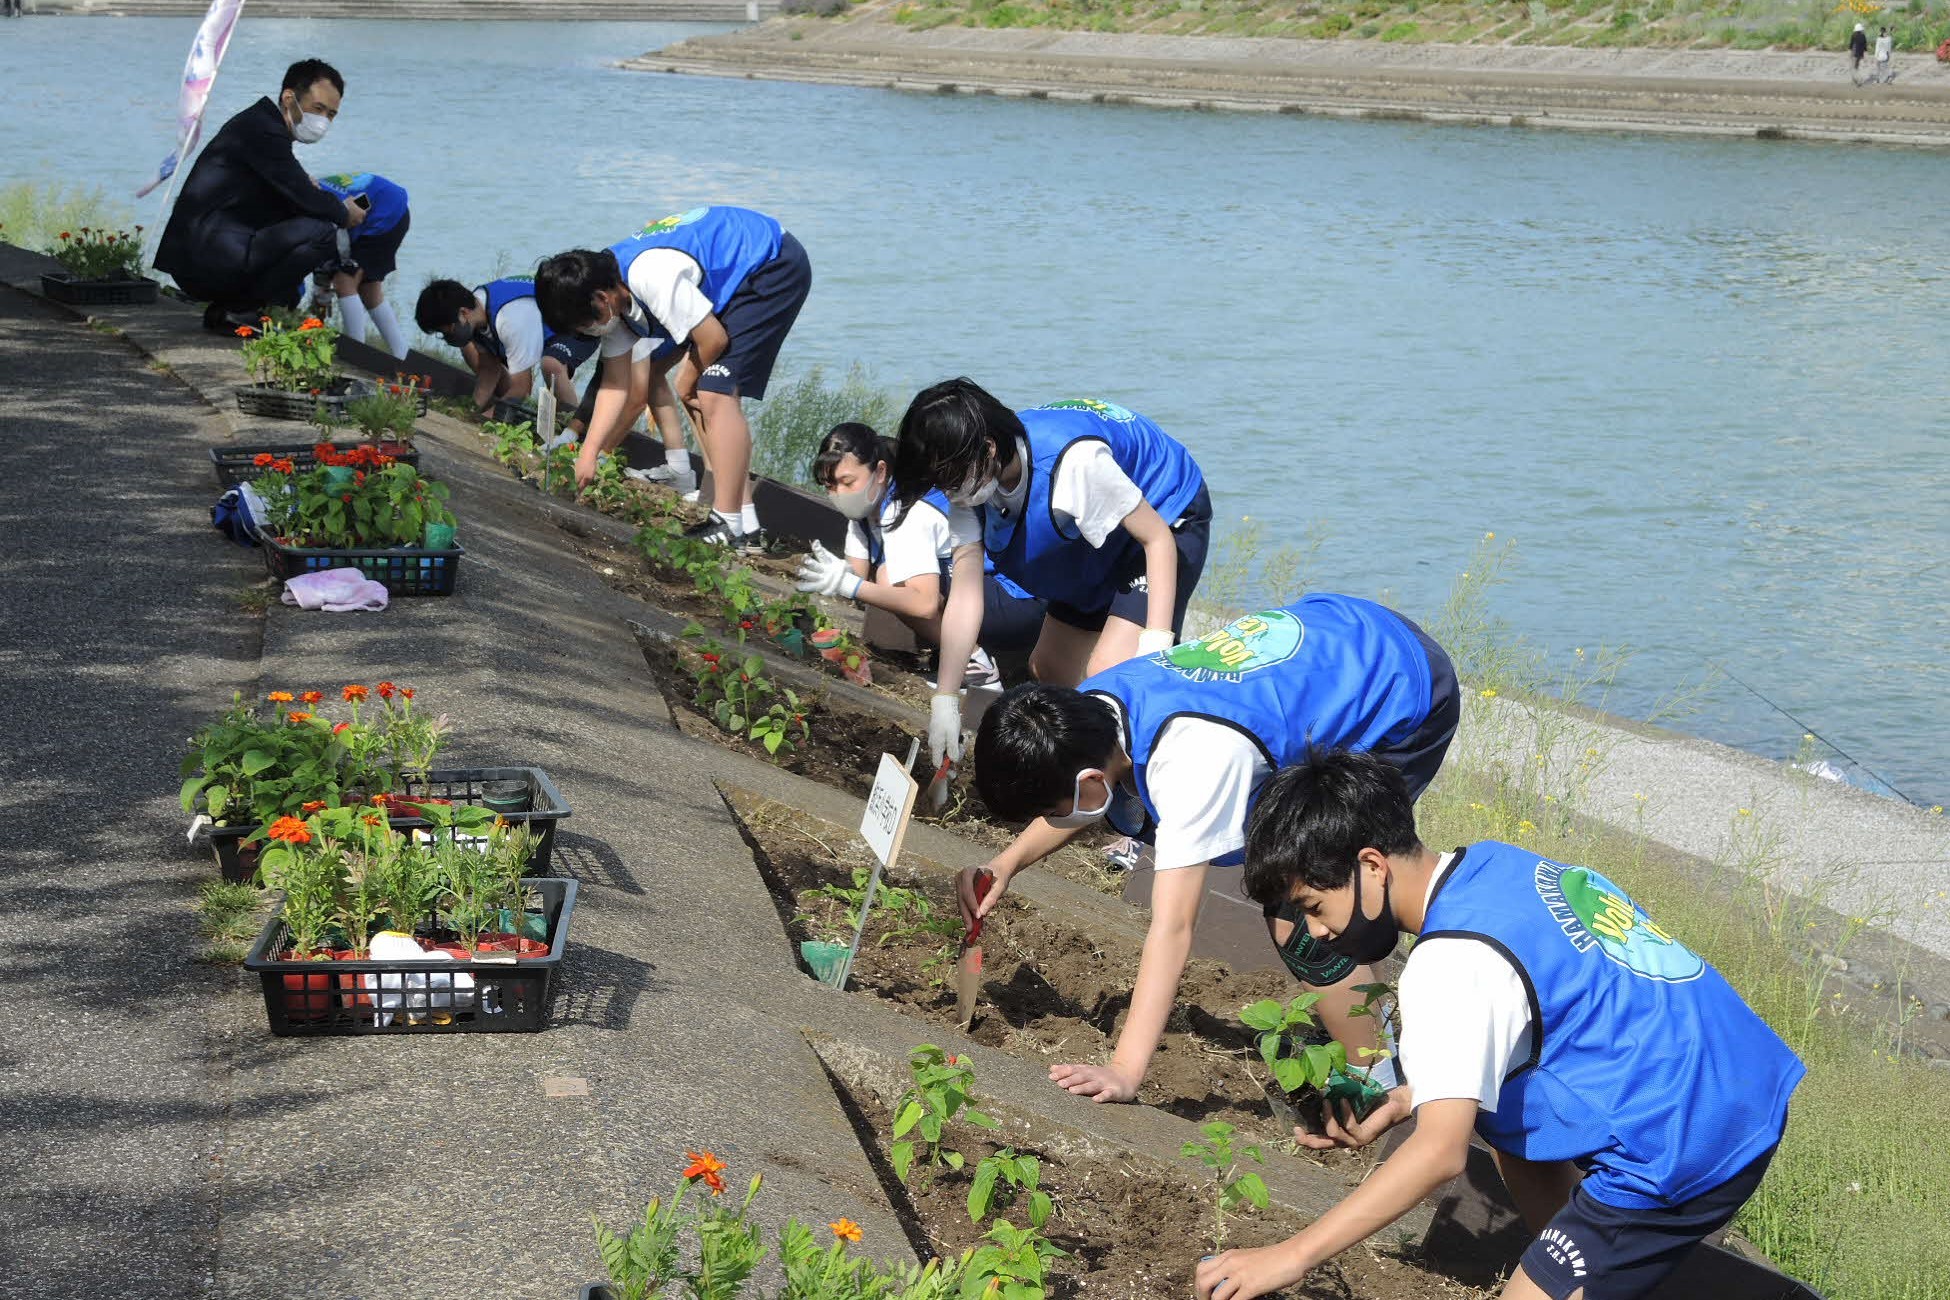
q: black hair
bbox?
[414,279,476,336]
[282,59,344,99]
[972,683,1120,823]
[533,249,622,335]
[811,422,890,489]
[1241,750,1423,909]
[889,378,1025,515]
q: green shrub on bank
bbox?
[0,181,134,256]
[749,363,905,487]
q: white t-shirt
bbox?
[601,248,714,359]
[1396,850,1535,1113]
[1876,34,1893,59]
[482,291,546,375]
[843,496,981,587]
[987,437,1145,549]
[1098,697,1270,872]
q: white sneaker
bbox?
[964,647,1001,690]
[627,464,699,494]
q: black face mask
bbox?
[1324,866,1400,964]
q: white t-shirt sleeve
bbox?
[624,247,714,344]
[879,498,953,588]
[1049,441,1145,548]
[493,298,547,374]
[1396,937,1533,1112]
[944,502,982,550]
[1144,718,1271,872]
[843,519,870,563]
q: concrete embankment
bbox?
[25,0,771,19]
[630,18,1950,146]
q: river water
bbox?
[4,17,1946,805]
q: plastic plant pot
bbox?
[423,521,457,551]
[799,939,849,987]
[479,777,532,814]
[491,908,549,941]
[772,626,807,658]
[323,466,356,488]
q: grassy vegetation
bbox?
[860,0,1945,52]
[0,181,135,254]
[1415,534,1950,1299]
[749,362,906,487]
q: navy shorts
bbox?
[982,572,1047,653]
[698,229,810,401]
[1520,1147,1777,1299]
[544,331,599,376]
[1262,611,1459,984]
[346,209,409,282]
[1045,483,1213,634]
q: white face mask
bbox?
[831,480,882,520]
[1045,769,1112,830]
[953,475,998,508]
[292,112,331,144]
[581,310,621,338]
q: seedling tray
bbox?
[206,765,573,884]
[41,272,160,306]
[209,442,420,487]
[262,535,463,597]
[235,379,374,422]
[244,878,576,1035]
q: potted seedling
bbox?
[235,312,371,420]
[257,815,344,1021]
[1239,990,1392,1135]
[41,225,159,305]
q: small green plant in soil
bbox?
[967,1148,1052,1230]
[890,1044,999,1184]
[804,866,950,949]
[682,627,814,762]
[960,1217,1065,1300]
[486,417,538,465]
[1180,1120,1267,1252]
[343,375,425,446]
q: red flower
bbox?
[354,472,365,485]
[362,814,382,826]
[300,690,323,705]
[400,688,414,700]
[299,317,326,331]
[313,443,337,459]
[342,684,369,702]
[301,800,327,813]
[682,1150,727,1196]
[234,326,255,338]
[271,458,296,474]
[58,231,70,241]
[253,453,275,468]
[340,493,352,504]
[376,681,396,698]
[333,722,351,735]
[267,816,311,844]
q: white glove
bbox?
[929,693,965,768]
[1137,628,1176,656]
[795,541,862,601]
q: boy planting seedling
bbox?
[964,594,1459,1112]
[1196,749,1804,1300]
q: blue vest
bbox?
[475,276,549,362]
[317,172,408,238]
[1083,596,1435,858]
[1423,841,1803,1208]
[607,205,783,339]
[983,401,1204,608]
[867,490,1037,601]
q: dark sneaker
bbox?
[737,528,768,557]
[683,511,744,548]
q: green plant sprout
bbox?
[1180,1120,1267,1252]
[890,1044,998,1184]
[967,1149,1052,1230]
[959,1218,1066,1300]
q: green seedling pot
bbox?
[323,466,356,488]
[491,908,549,942]
[799,939,849,988]
[773,627,807,658]
[423,521,457,550]
[479,777,532,814]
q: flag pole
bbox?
[138,0,249,272]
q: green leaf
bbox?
[1272,1058,1305,1093]
[1239,998,1285,1032]
[1237,1172,1269,1211]
[968,1161,999,1222]
[944,1151,964,1171]
[239,749,277,776]
[179,775,209,812]
[965,1109,1000,1129]
[1028,1190,1052,1230]
[892,1099,923,1138]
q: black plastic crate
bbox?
[209,442,421,488]
[41,272,160,306]
[235,378,375,422]
[205,765,573,884]
[262,535,463,597]
[244,878,576,1036]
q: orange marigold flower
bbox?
[368,793,392,807]
[363,814,382,826]
[830,1218,863,1244]
[271,458,296,474]
[342,684,369,702]
[234,325,255,338]
[376,681,397,698]
[301,800,327,813]
[300,691,323,705]
[333,721,351,735]
[253,452,275,467]
[286,711,313,723]
[300,317,326,331]
[267,816,312,844]
[314,443,337,459]
[401,688,415,700]
[683,1150,727,1195]
[266,691,294,703]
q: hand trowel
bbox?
[955,867,994,1030]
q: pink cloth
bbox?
[280,566,389,613]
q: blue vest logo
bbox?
[1039,398,1134,422]
[639,207,708,236]
[1162,608,1303,683]
[1536,861,1704,983]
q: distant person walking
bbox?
[1850,22,1869,77]
[1874,26,1894,82]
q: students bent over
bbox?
[1197,750,1804,1300]
[967,596,1459,1106]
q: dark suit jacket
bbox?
[155,96,347,282]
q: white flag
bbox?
[136,0,248,198]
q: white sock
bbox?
[715,509,747,537]
[740,504,760,534]
[665,446,689,471]
[367,300,408,360]
[336,294,371,346]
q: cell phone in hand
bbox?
[352,194,371,210]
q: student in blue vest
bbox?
[534,205,812,550]
[1192,749,1804,1300]
[313,171,412,358]
[966,596,1459,1106]
[889,378,1213,772]
[794,422,1046,685]
[413,275,664,453]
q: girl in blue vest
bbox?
[533,206,812,552]
[965,596,1459,1110]
[1194,750,1804,1300]
[313,172,411,358]
[889,378,1213,772]
[793,423,1046,684]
